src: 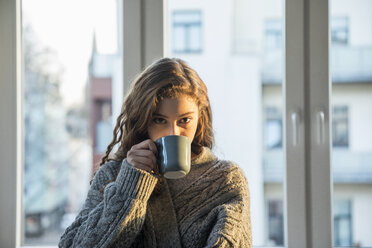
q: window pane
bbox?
[265,19,282,49]
[331,0,372,247]
[167,0,284,246]
[189,25,202,51]
[173,26,186,52]
[172,10,202,53]
[22,0,122,245]
[173,10,201,23]
[331,17,349,45]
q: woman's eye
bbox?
[153,118,166,124]
[179,117,191,124]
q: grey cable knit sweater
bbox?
[59,147,252,247]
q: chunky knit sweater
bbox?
[59,147,252,247]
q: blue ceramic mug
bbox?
[155,135,191,179]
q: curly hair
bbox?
[98,57,214,168]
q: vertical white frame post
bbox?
[284,0,308,246]
[0,0,23,247]
[142,0,165,66]
[123,0,142,95]
[122,0,164,94]
[286,0,332,247]
[307,0,333,247]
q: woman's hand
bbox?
[127,139,158,174]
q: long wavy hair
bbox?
[98,57,214,168]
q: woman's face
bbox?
[147,94,199,143]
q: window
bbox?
[264,107,282,149]
[265,19,282,49]
[265,16,349,48]
[95,101,112,154]
[2,0,372,247]
[334,199,353,246]
[331,17,349,45]
[172,10,202,53]
[332,106,349,147]
[267,199,284,246]
[21,0,120,244]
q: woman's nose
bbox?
[169,123,180,136]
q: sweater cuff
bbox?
[115,159,158,201]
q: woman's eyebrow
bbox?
[178,112,195,117]
[153,112,195,117]
[153,113,168,118]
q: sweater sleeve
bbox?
[204,165,252,248]
[58,159,158,248]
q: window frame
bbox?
[265,18,283,50]
[267,199,285,246]
[0,0,334,247]
[0,0,23,247]
[284,0,332,247]
[264,107,283,150]
[332,105,349,147]
[333,199,353,246]
[331,16,349,45]
[172,10,203,54]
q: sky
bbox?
[22,0,118,107]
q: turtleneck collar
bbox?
[191,147,218,166]
[167,147,218,198]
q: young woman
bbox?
[59,58,252,247]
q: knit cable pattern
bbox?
[59,148,252,248]
[58,160,158,248]
[172,160,252,247]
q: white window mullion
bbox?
[122,0,164,95]
[142,0,165,66]
[285,0,308,247]
[123,0,143,95]
[307,0,333,247]
[0,0,23,247]
[286,0,332,247]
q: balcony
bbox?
[261,45,372,84]
[263,149,372,183]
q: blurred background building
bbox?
[88,36,113,172]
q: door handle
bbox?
[291,111,300,146]
[316,110,325,145]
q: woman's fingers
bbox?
[128,151,155,168]
[127,154,154,172]
[131,139,158,155]
[127,139,159,173]
[127,157,153,172]
[128,149,157,166]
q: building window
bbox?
[95,101,112,154]
[334,199,353,246]
[267,199,284,245]
[265,19,282,49]
[332,106,349,147]
[172,10,202,53]
[264,107,282,149]
[264,16,349,48]
[331,17,349,45]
